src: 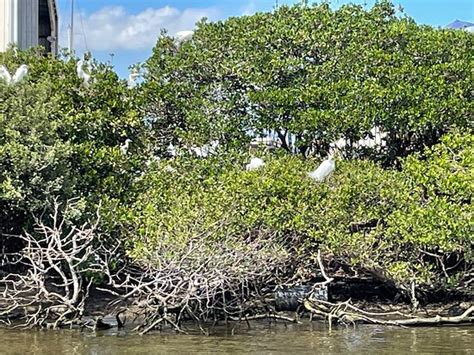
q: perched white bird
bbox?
[308,155,335,182]
[175,30,194,45]
[120,139,132,155]
[190,146,205,157]
[127,70,139,89]
[167,143,177,157]
[0,65,12,85]
[208,140,219,154]
[246,157,265,171]
[77,60,91,88]
[12,64,28,84]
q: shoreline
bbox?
[2,279,472,334]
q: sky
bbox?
[57,0,474,77]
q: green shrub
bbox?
[143,1,473,162]
[0,48,145,238]
[111,132,472,293]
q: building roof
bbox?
[446,20,474,29]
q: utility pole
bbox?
[68,0,75,54]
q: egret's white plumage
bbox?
[120,139,132,155]
[246,157,265,171]
[0,65,12,84]
[308,155,335,182]
[12,64,28,84]
[175,31,194,44]
[77,60,91,88]
[190,146,205,157]
[127,71,139,89]
[167,143,177,157]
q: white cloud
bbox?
[242,1,258,16]
[61,5,220,51]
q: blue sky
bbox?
[57,0,474,77]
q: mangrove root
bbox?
[304,298,474,328]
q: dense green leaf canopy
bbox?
[0,48,144,236]
[144,1,472,161]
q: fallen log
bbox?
[374,306,473,326]
[304,299,473,327]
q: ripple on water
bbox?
[0,323,472,354]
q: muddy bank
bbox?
[27,280,474,332]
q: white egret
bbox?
[190,146,205,157]
[127,70,139,89]
[120,139,132,155]
[308,154,335,182]
[208,140,219,154]
[77,60,91,88]
[175,31,194,45]
[167,143,177,157]
[12,64,28,84]
[246,157,265,171]
[0,65,12,85]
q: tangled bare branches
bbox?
[303,255,473,329]
[1,201,298,333]
[0,201,100,328]
[96,230,294,334]
[304,297,474,329]
[1,201,471,334]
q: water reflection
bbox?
[0,324,472,354]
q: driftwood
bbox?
[378,306,473,326]
[304,298,473,328]
[303,253,473,329]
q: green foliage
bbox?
[0,48,145,236]
[144,1,472,160]
[1,1,472,300]
[386,131,473,252]
[111,132,472,292]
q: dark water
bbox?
[0,324,472,354]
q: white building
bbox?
[0,0,58,54]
